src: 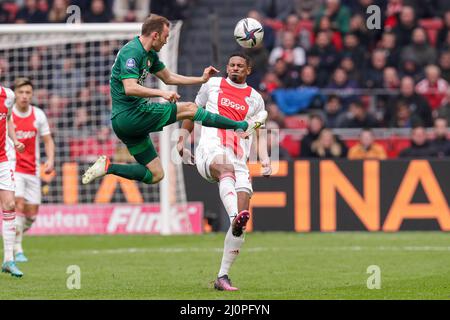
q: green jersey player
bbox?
[82,14,266,186]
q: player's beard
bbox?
[230,74,239,82]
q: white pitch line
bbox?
[77,245,450,255]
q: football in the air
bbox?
[234,18,264,48]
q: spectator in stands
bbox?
[315,15,343,51]
[323,94,346,128]
[378,32,401,68]
[48,0,69,23]
[438,88,450,122]
[150,0,191,20]
[28,51,46,86]
[386,76,433,127]
[0,1,20,23]
[340,55,362,85]
[244,40,270,89]
[384,0,403,29]
[393,6,417,47]
[389,99,422,128]
[341,33,366,69]
[437,2,450,17]
[248,10,276,52]
[364,49,387,89]
[401,27,437,69]
[259,70,282,94]
[308,31,340,86]
[113,0,150,22]
[437,10,450,47]
[348,128,387,160]
[310,128,346,158]
[438,51,450,83]
[16,0,48,23]
[269,31,306,67]
[267,102,286,129]
[399,125,438,158]
[266,120,292,160]
[339,100,379,128]
[257,0,294,22]
[315,0,351,34]
[273,58,301,88]
[383,67,400,90]
[415,64,449,112]
[300,113,324,157]
[83,0,112,23]
[293,0,322,20]
[349,13,377,49]
[398,56,423,82]
[326,67,358,108]
[52,57,86,98]
[430,116,450,157]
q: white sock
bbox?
[3,210,16,262]
[14,213,26,254]
[219,174,238,221]
[218,226,245,277]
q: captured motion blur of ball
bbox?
[234,17,264,48]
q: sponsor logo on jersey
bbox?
[126,58,136,69]
[16,130,36,140]
[220,97,247,111]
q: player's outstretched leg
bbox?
[82,155,162,185]
[176,102,268,135]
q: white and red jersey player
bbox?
[0,86,16,192]
[194,76,266,194]
[10,104,51,205]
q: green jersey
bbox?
[110,36,166,118]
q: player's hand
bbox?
[177,142,195,165]
[162,90,180,103]
[201,66,220,83]
[44,160,54,174]
[14,141,25,153]
[261,159,272,177]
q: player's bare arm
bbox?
[177,119,195,165]
[156,66,219,86]
[42,134,55,174]
[6,110,24,153]
[122,78,180,102]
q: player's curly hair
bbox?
[228,52,252,67]
[141,14,170,36]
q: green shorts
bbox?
[111,102,177,165]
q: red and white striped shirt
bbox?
[0,86,15,163]
[195,77,265,159]
[11,105,51,176]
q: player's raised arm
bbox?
[122,78,180,102]
[155,65,219,85]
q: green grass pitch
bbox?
[0,232,449,299]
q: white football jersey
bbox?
[194,77,265,160]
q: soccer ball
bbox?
[234,18,264,48]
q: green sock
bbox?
[107,163,154,184]
[193,107,248,131]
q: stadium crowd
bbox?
[1,0,450,160]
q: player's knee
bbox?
[185,102,198,117]
[219,164,235,177]
[2,200,15,212]
[152,169,165,184]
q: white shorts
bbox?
[14,172,41,205]
[0,161,15,192]
[195,144,253,195]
